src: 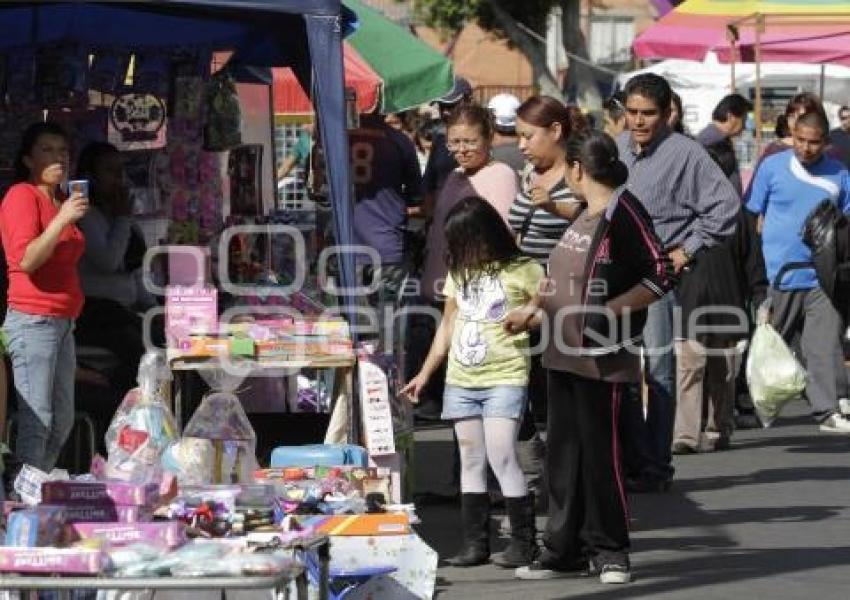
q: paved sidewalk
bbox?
[413,400,850,599]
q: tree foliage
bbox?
[414,0,555,43]
[414,0,565,98]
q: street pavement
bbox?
[413,400,850,599]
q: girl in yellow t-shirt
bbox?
[402,196,543,569]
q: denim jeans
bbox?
[369,261,409,353]
[643,291,677,470]
[3,309,76,472]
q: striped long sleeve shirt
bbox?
[508,174,582,264]
[616,129,739,256]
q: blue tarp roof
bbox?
[0,1,357,65]
[0,0,357,311]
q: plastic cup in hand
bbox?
[68,179,89,199]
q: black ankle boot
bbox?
[493,493,539,568]
[447,493,490,567]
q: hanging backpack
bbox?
[203,70,242,152]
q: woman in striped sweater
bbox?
[508,97,589,476]
[509,96,588,265]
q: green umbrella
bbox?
[345,0,454,113]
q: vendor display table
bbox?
[169,354,357,445]
[0,535,330,600]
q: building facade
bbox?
[360,0,660,93]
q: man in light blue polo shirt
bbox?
[746,110,850,433]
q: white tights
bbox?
[454,417,527,498]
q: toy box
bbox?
[67,521,187,549]
[41,481,160,506]
[165,285,218,338]
[0,547,107,574]
[294,513,409,536]
[4,507,65,547]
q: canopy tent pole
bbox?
[730,48,736,93]
[304,15,357,318]
[754,14,764,155]
[819,63,826,99]
[268,84,279,214]
[726,25,739,92]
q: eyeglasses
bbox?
[446,138,483,151]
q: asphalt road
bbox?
[413,400,850,600]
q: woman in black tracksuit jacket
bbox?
[507,130,674,585]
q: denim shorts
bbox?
[441,385,527,420]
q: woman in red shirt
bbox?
[0,122,88,472]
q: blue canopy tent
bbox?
[0,0,358,311]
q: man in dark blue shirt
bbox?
[349,113,422,349]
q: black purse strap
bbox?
[772,261,813,289]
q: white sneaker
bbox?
[819,412,850,433]
[599,564,631,584]
[839,398,850,417]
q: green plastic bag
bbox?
[745,306,807,426]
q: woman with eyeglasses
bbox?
[420,103,518,307]
[74,142,157,395]
[414,103,520,421]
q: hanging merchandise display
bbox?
[204,70,242,152]
[155,63,224,243]
[108,92,167,151]
[228,143,264,216]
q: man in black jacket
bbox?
[697,94,753,196]
[672,209,767,452]
[672,102,767,453]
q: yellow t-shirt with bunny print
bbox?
[443,258,544,388]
